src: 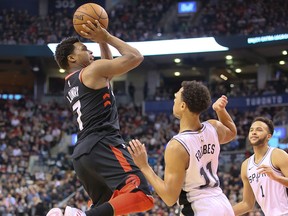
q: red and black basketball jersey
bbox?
[64,70,125,157]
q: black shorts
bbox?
[72,138,152,206]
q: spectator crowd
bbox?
[0,0,288,215]
[0,92,288,215]
[0,0,287,44]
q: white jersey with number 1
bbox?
[247,147,288,216]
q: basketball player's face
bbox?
[71,42,94,67]
[173,87,184,119]
[248,121,271,146]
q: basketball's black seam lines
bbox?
[73,11,107,26]
[89,3,102,18]
[88,4,108,27]
[77,7,108,20]
[89,4,108,22]
[74,5,108,30]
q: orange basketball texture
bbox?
[73,3,109,36]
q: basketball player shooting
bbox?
[46,15,154,216]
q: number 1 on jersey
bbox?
[260,185,265,197]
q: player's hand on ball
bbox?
[73,3,109,38]
[80,20,110,43]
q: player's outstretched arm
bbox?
[208,95,237,144]
[128,139,187,206]
[233,160,256,215]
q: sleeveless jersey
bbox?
[64,70,125,158]
[171,121,224,213]
[247,147,288,216]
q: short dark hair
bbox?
[252,117,274,135]
[55,37,80,70]
[181,81,211,114]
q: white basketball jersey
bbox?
[247,147,288,215]
[171,121,223,204]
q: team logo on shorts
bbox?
[126,174,141,188]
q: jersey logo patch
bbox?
[103,93,111,107]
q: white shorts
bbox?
[180,193,234,216]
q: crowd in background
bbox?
[0,0,288,215]
[0,0,288,44]
[150,77,288,101]
[172,0,288,39]
[1,92,288,215]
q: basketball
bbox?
[73,3,109,37]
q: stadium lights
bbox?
[279,60,285,65]
[225,55,233,60]
[174,71,181,76]
[47,37,228,56]
[235,68,242,73]
[174,58,181,63]
[220,74,228,80]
